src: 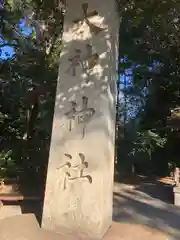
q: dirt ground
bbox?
[113,175,180,239]
[0,175,179,239]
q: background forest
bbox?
[1,0,180,184]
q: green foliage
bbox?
[117,0,180,175]
[0,0,65,182]
[2,0,180,179]
[0,150,16,177]
[132,130,167,157]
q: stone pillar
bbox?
[42,0,119,238]
[173,187,180,206]
[175,167,180,186]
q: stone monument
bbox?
[174,167,180,206]
[42,0,119,238]
[167,109,180,206]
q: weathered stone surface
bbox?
[173,186,180,206]
[42,0,119,238]
[0,205,22,219]
[0,214,40,239]
[0,214,80,240]
[38,229,80,240]
[0,214,170,240]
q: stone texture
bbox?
[42,0,119,238]
[173,186,180,206]
[0,214,79,240]
[38,229,79,240]
[0,214,40,239]
[0,214,170,240]
[0,205,22,219]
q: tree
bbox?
[117,0,180,175]
[0,0,65,182]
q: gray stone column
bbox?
[42,0,119,238]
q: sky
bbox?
[0,19,32,59]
